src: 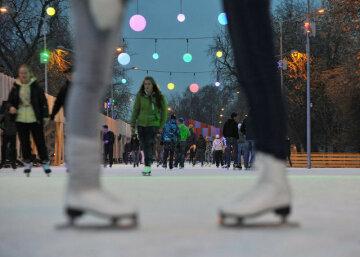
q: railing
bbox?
[291,153,360,168]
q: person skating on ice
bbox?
[223,112,240,169]
[0,101,17,170]
[64,0,137,226]
[176,118,190,169]
[130,134,140,168]
[7,64,51,177]
[102,125,115,168]
[219,0,292,225]
[161,114,179,170]
[130,76,168,176]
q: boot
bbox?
[219,152,291,225]
[42,161,52,176]
[23,162,33,177]
[66,189,137,225]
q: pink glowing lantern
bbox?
[189,83,199,93]
[129,14,147,32]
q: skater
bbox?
[7,64,51,176]
[0,101,17,170]
[240,114,256,169]
[212,135,224,168]
[219,0,292,225]
[50,66,73,121]
[130,134,140,168]
[64,0,137,226]
[204,136,213,166]
[154,133,163,167]
[285,137,293,167]
[237,123,246,170]
[161,114,179,170]
[223,112,239,169]
[195,134,206,166]
[102,125,115,168]
[130,76,168,176]
[177,118,190,169]
[187,124,197,165]
[123,138,132,165]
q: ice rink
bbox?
[0,165,359,257]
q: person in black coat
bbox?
[195,134,206,166]
[0,101,17,169]
[50,67,72,120]
[102,125,115,168]
[223,112,239,169]
[7,64,51,176]
[240,114,256,169]
[123,139,132,165]
[130,134,140,167]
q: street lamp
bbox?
[0,7,8,13]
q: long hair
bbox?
[138,76,164,109]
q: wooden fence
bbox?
[291,153,360,168]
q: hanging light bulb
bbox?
[189,83,199,93]
[130,0,147,32]
[118,53,131,66]
[177,0,185,22]
[216,50,223,58]
[177,14,186,22]
[121,78,127,84]
[183,53,192,63]
[167,83,175,90]
[46,7,56,16]
[167,72,175,90]
[215,82,221,87]
[218,12,228,25]
[189,73,199,93]
[183,39,192,63]
[152,39,159,60]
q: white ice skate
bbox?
[218,152,292,226]
[65,189,138,227]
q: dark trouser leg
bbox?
[109,145,113,166]
[104,145,109,165]
[225,138,231,166]
[138,126,156,167]
[162,142,170,167]
[1,134,7,163]
[179,141,186,167]
[29,123,49,162]
[8,135,16,164]
[231,138,238,165]
[169,143,174,168]
[16,123,33,162]
[223,0,286,160]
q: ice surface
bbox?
[0,165,359,257]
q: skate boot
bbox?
[142,166,151,176]
[23,162,33,177]
[218,152,291,226]
[65,189,138,227]
[42,161,52,177]
[11,162,17,170]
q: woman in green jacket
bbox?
[131,76,168,175]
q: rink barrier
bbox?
[291,153,360,168]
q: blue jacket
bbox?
[161,119,179,143]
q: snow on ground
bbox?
[0,165,359,257]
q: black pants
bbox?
[1,134,16,164]
[195,149,205,165]
[178,141,187,168]
[16,122,49,162]
[104,144,113,166]
[189,147,196,165]
[162,142,175,168]
[138,126,157,167]
[214,150,223,167]
[223,0,286,160]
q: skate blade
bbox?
[218,218,300,229]
[57,212,138,231]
